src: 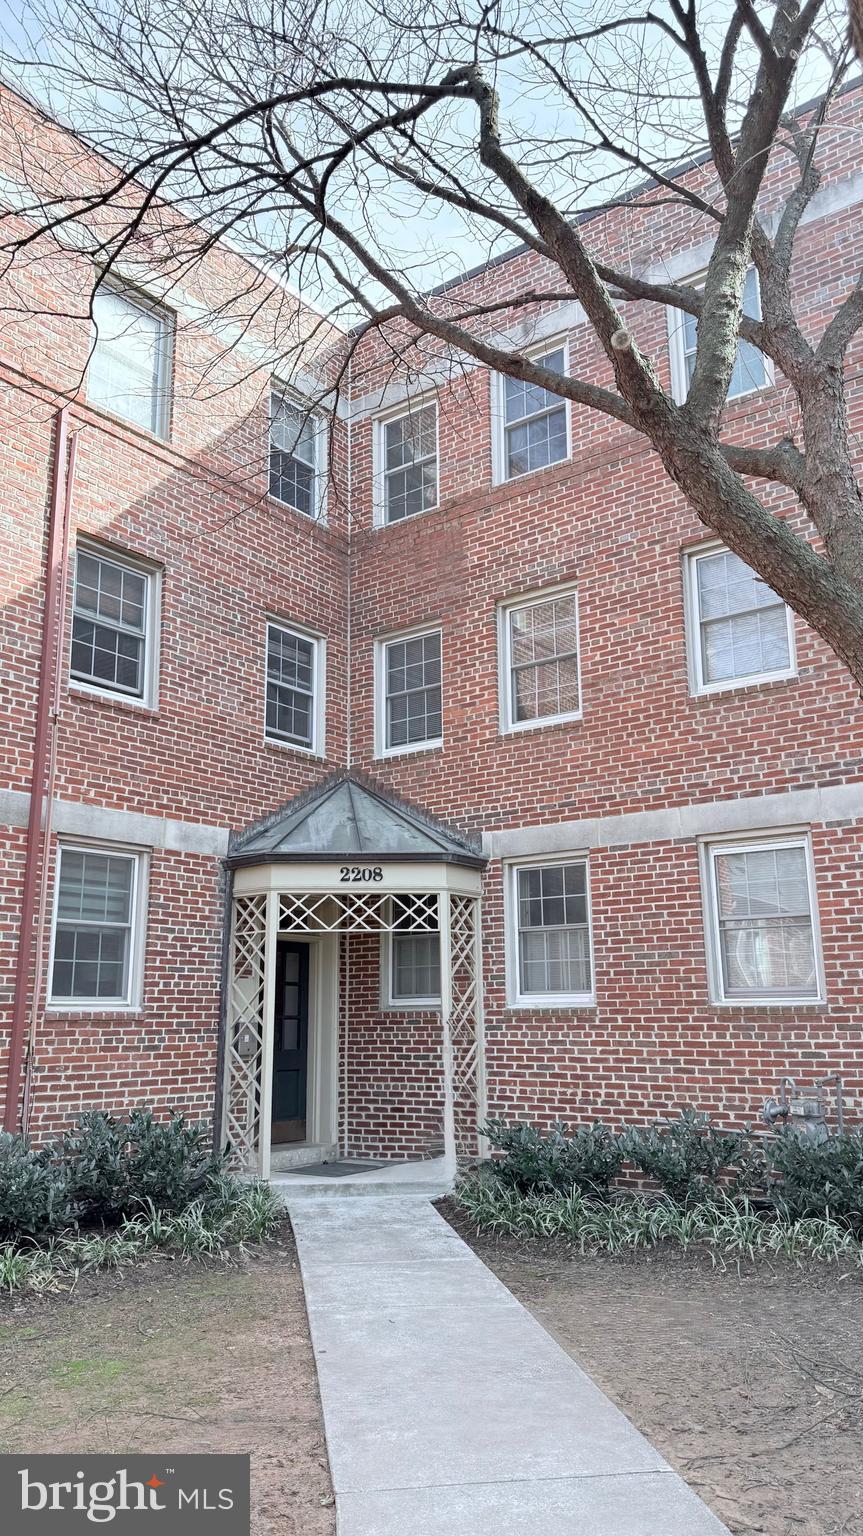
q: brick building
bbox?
[2,81,862,1177]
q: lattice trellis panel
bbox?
[279,890,438,934]
[223,895,268,1172]
[447,895,487,1162]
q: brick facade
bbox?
[2,82,862,1155]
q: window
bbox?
[500,587,580,731]
[382,906,442,1008]
[88,283,171,436]
[376,627,442,755]
[265,621,325,754]
[49,844,145,1008]
[495,343,569,481]
[704,837,823,1004]
[507,858,593,1005]
[686,543,795,693]
[377,403,438,524]
[269,391,324,518]
[671,268,768,403]
[70,543,159,706]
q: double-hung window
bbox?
[671,267,767,402]
[265,621,324,754]
[686,543,795,693]
[49,844,146,1008]
[70,543,159,706]
[703,836,823,1004]
[500,587,580,730]
[383,903,442,1008]
[497,343,569,481]
[508,858,594,1005]
[376,627,442,755]
[269,391,323,518]
[88,282,171,437]
[378,403,438,524]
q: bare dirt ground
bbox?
[443,1200,863,1536]
[0,1229,334,1536]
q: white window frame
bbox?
[504,853,595,1009]
[374,623,443,759]
[47,840,148,1012]
[700,831,825,1007]
[69,538,161,711]
[684,540,797,696]
[668,268,773,406]
[491,336,571,486]
[380,928,442,1010]
[268,385,328,522]
[263,618,326,757]
[372,395,440,527]
[498,582,582,734]
[87,279,173,440]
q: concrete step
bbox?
[270,1142,338,1171]
[271,1156,453,1201]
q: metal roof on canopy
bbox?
[227,774,486,869]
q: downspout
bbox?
[5,406,74,1134]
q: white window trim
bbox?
[69,538,162,711]
[263,618,327,758]
[497,581,582,734]
[268,384,328,523]
[491,335,571,487]
[87,278,174,440]
[504,852,596,1009]
[700,830,826,1007]
[667,268,774,406]
[373,622,444,759]
[683,539,797,696]
[379,929,442,1010]
[47,840,149,1012]
[372,394,440,528]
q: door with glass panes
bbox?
[272,941,309,1143]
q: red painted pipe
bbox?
[5,406,71,1133]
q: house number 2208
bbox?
[339,865,384,882]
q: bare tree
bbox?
[2,0,863,686]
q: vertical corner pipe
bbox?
[4,407,71,1133]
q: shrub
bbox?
[0,1133,73,1239]
[483,1118,624,1197]
[760,1130,863,1228]
[623,1108,751,1204]
[56,1109,224,1224]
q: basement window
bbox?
[49,844,147,1009]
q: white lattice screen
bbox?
[223,894,268,1172]
[447,894,487,1161]
[278,890,438,933]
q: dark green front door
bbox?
[272,941,309,1144]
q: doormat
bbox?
[284,1160,395,1178]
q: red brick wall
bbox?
[3,81,863,1151]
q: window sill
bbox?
[373,504,440,531]
[267,492,328,527]
[69,684,159,718]
[708,996,827,1010]
[263,735,324,759]
[492,454,571,491]
[376,740,444,760]
[691,670,798,700]
[46,1004,145,1016]
[504,998,597,1013]
[501,712,583,737]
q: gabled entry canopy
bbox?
[228,774,486,869]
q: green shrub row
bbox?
[0,1109,224,1240]
[0,1176,284,1295]
[483,1111,863,1226]
[457,1176,863,1266]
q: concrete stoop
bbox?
[286,1197,732,1536]
[271,1155,453,1200]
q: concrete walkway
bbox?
[287,1196,731,1536]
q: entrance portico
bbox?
[221,776,487,1180]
